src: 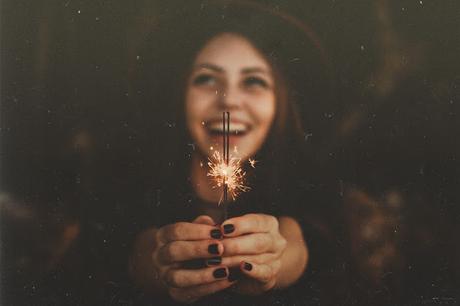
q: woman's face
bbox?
[185,33,276,160]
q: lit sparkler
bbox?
[207,150,249,202]
[206,112,255,218]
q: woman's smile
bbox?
[204,119,251,148]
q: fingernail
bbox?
[223,224,234,234]
[208,243,219,255]
[213,268,227,279]
[228,268,242,282]
[210,229,222,239]
[206,257,222,266]
[243,262,253,271]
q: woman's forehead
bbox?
[193,33,272,73]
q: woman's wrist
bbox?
[274,216,309,289]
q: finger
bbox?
[205,256,222,267]
[193,215,217,226]
[220,253,277,267]
[158,240,224,264]
[222,233,273,256]
[240,260,281,284]
[157,222,221,243]
[169,279,235,303]
[164,266,229,288]
[221,214,278,237]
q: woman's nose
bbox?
[219,86,243,109]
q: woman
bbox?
[128,2,341,304]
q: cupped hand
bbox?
[151,216,235,303]
[219,213,287,294]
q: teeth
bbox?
[207,122,248,133]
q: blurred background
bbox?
[1,0,459,305]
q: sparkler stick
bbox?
[222,111,230,220]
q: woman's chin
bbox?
[206,135,255,157]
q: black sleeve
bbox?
[271,174,349,305]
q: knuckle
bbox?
[278,235,287,251]
[252,255,265,265]
[154,228,163,244]
[254,235,269,251]
[164,243,178,260]
[253,214,263,229]
[243,213,257,227]
[271,216,279,228]
[263,278,276,291]
[171,223,186,240]
[266,265,275,282]
[194,240,207,256]
[225,240,239,254]
[196,270,208,283]
[194,215,206,222]
[165,271,182,288]
[273,260,282,274]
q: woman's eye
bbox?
[243,76,269,89]
[192,74,216,86]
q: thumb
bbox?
[193,215,216,226]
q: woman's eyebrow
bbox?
[194,63,224,73]
[241,67,269,75]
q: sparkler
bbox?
[206,112,253,220]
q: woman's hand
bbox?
[130,216,236,303]
[219,214,288,295]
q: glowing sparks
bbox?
[249,158,257,168]
[207,150,250,203]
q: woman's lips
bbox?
[206,121,250,134]
[207,129,248,136]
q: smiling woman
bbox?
[126,1,342,305]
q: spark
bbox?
[249,158,257,168]
[207,150,250,203]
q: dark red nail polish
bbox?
[243,262,252,271]
[206,257,222,266]
[223,224,234,234]
[208,244,219,255]
[210,229,222,239]
[213,268,227,279]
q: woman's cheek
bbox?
[251,95,276,127]
[187,89,212,121]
